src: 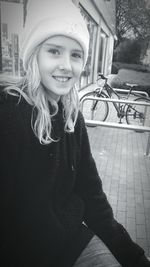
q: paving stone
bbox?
[136,202,145,213]
[117,201,127,212]
[118,194,127,202]
[126,217,136,230]
[127,207,136,219]
[136,213,146,225]
[136,225,147,238]
[135,194,144,204]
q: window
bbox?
[98,30,108,75]
[79,5,98,89]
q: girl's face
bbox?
[37,35,84,101]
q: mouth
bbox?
[52,76,72,82]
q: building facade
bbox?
[0,0,24,75]
[76,0,116,89]
[0,0,116,89]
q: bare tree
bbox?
[116,0,150,47]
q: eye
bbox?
[48,48,60,55]
[72,52,83,59]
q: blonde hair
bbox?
[0,48,79,145]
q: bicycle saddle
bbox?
[125,83,138,87]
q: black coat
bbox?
[0,89,150,267]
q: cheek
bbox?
[74,63,83,78]
[39,58,49,70]
[38,52,51,72]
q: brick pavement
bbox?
[87,124,150,257]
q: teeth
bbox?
[53,76,70,82]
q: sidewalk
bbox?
[79,67,150,257]
[87,122,150,257]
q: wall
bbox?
[79,0,116,89]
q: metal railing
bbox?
[80,96,150,156]
[109,88,149,98]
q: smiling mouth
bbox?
[52,76,71,82]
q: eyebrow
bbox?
[43,43,63,49]
[43,43,83,53]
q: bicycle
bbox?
[80,73,150,126]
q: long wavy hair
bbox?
[0,47,80,145]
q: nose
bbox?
[59,53,72,72]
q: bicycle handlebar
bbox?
[97,73,108,81]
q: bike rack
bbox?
[112,88,149,98]
[80,96,150,156]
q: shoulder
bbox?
[0,86,32,134]
[0,85,20,105]
[0,86,23,122]
[0,85,9,102]
[0,85,31,110]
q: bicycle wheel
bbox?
[126,97,150,126]
[80,91,109,123]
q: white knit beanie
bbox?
[20,0,89,71]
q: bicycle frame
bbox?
[104,84,120,111]
[96,73,144,122]
[98,77,127,121]
[80,73,150,127]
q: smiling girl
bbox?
[37,36,84,102]
[0,0,150,266]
